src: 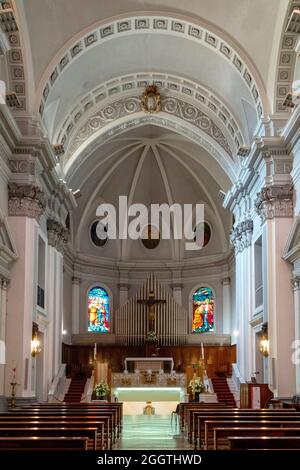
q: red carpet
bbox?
[211,377,236,407]
[63,378,86,403]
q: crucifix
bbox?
[137,290,166,332]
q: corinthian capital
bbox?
[230,219,253,254]
[47,218,69,253]
[291,276,300,291]
[255,185,293,222]
[8,182,47,219]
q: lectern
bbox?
[240,383,273,408]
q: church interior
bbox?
[0,0,300,454]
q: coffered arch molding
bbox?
[35,12,269,120]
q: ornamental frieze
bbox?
[67,95,232,158]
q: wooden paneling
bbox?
[62,343,236,378]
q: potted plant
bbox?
[94,381,110,400]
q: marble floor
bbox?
[115,415,192,450]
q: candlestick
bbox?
[201,342,204,359]
[12,360,16,382]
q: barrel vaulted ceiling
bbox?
[11,0,294,182]
[4,0,295,262]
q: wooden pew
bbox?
[214,426,300,450]
[0,436,89,450]
[20,403,122,438]
[195,411,300,449]
[179,403,229,431]
[23,402,123,434]
[228,436,300,450]
[186,407,294,442]
[28,402,123,435]
[0,427,97,450]
[0,412,114,446]
[9,407,119,442]
[0,419,108,450]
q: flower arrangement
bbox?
[145,330,158,343]
[94,381,110,399]
[188,377,206,394]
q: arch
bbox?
[66,113,239,185]
[269,0,298,114]
[35,12,268,118]
[191,286,215,334]
[54,72,247,151]
[87,285,111,333]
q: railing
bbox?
[111,371,186,387]
[232,363,245,388]
[81,371,95,402]
[48,364,67,402]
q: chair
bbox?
[171,404,180,425]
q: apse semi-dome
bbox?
[72,125,231,262]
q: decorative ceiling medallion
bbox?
[141,85,161,113]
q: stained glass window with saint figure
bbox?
[192,287,214,333]
[88,287,110,332]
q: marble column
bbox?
[222,278,231,335]
[292,276,300,394]
[47,219,68,378]
[0,278,8,397]
[230,219,254,381]
[5,182,46,398]
[256,185,295,396]
[5,216,40,397]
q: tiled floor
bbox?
[115,415,192,450]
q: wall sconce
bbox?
[260,322,269,358]
[31,322,42,357]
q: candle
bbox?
[12,361,16,382]
[93,343,97,361]
[201,342,204,359]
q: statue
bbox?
[137,290,166,335]
[143,401,155,415]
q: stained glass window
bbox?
[192,287,214,333]
[88,287,110,332]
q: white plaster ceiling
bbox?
[19,0,282,87]
[15,0,287,154]
[43,35,257,146]
[72,125,231,261]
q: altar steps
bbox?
[211,377,236,407]
[63,378,86,402]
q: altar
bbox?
[124,357,174,373]
[112,356,187,415]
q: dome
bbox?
[71,124,232,263]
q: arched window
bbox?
[192,287,214,333]
[88,287,110,332]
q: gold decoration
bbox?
[141,85,161,113]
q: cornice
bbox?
[223,137,290,211]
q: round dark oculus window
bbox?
[90,221,108,247]
[194,222,211,248]
[141,225,160,249]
